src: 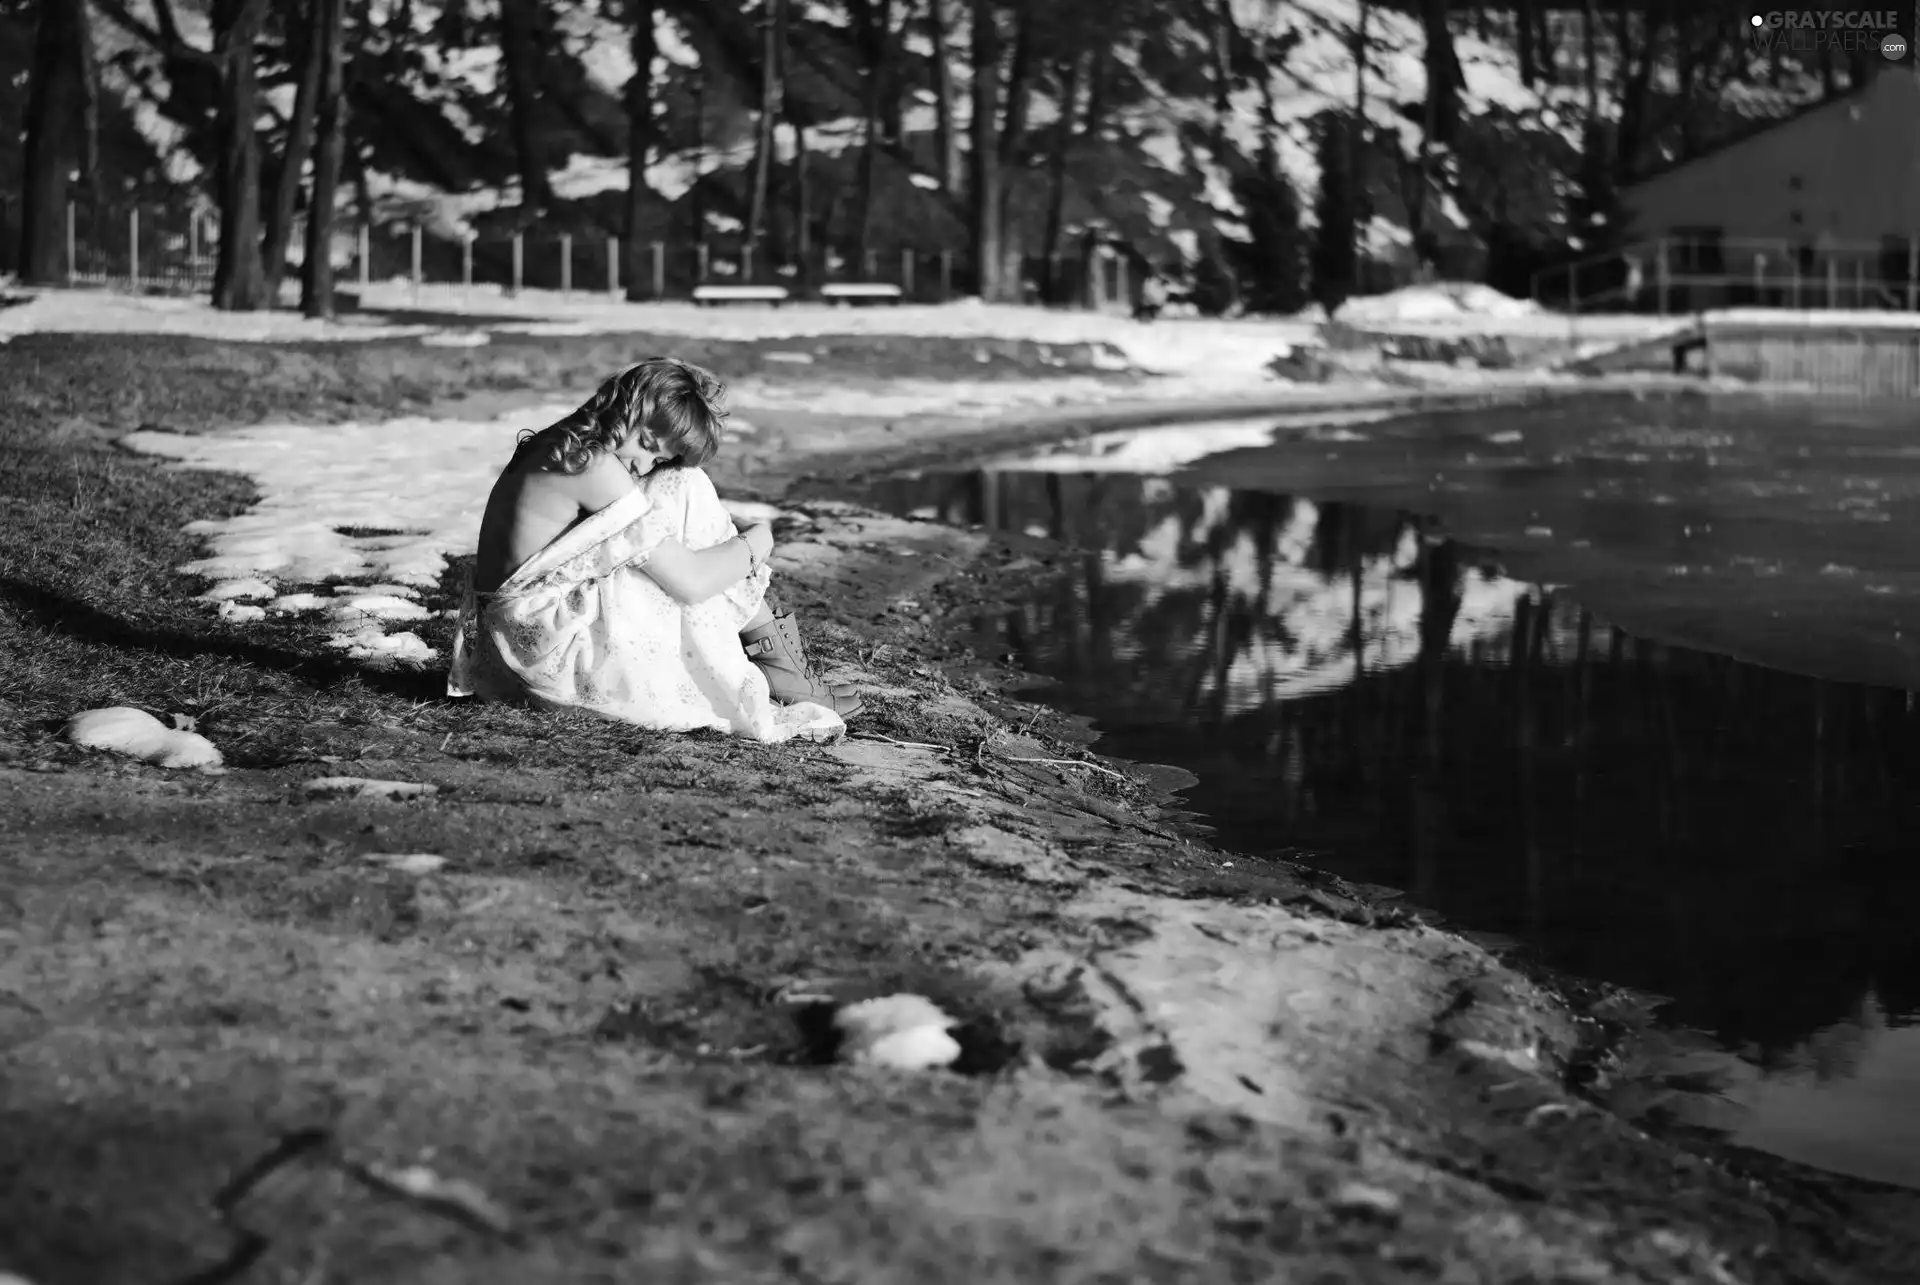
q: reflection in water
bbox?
[864,467,1920,1190]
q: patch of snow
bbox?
[833,994,962,1071]
[270,593,330,614]
[984,409,1401,474]
[328,626,437,664]
[1336,282,1540,326]
[217,600,267,623]
[65,707,223,771]
[368,853,449,874]
[330,593,432,623]
[302,777,439,800]
[197,578,276,602]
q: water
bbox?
[848,392,1920,1191]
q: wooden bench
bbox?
[819,282,904,306]
[692,284,791,307]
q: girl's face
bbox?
[612,431,676,476]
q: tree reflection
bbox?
[864,467,1920,1062]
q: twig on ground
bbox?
[166,1127,517,1285]
[1002,755,1129,782]
[849,731,951,753]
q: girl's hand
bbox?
[741,522,775,566]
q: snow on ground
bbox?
[0,287,1319,390]
[124,407,576,663]
[0,284,1686,385]
[965,410,1406,475]
[1335,282,1544,326]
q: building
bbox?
[1616,69,1920,310]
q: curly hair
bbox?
[515,357,729,475]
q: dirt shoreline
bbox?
[3,332,1918,1284]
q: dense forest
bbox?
[0,0,1892,314]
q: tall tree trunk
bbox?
[966,0,1004,299]
[994,5,1034,293]
[744,0,786,268]
[850,0,894,270]
[926,0,958,192]
[623,0,658,300]
[18,0,90,285]
[498,0,552,212]
[1352,0,1370,285]
[1040,54,1082,300]
[1517,0,1536,87]
[791,122,810,289]
[264,0,327,300]
[1581,0,1598,119]
[1419,0,1462,148]
[1614,0,1660,181]
[301,0,346,317]
[212,0,270,311]
[1081,41,1110,144]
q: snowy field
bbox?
[0,281,1687,378]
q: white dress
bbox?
[448,466,844,743]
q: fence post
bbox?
[1753,253,1766,303]
[1854,259,1865,310]
[358,224,370,290]
[1827,258,1839,310]
[1654,238,1670,315]
[698,242,710,283]
[65,201,75,284]
[188,211,199,276]
[129,207,140,290]
[608,236,619,297]
[1115,253,1129,311]
[410,223,423,303]
[939,249,951,301]
[462,233,473,308]
[561,233,572,295]
[902,249,914,296]
[1908,238,1918,311]
[512,233,523,294]
[650,240,664,299]
[862,248,876,281]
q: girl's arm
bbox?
[641,536,757,603]
[569,453,759,604]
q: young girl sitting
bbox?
[448,357,863,743]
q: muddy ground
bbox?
[2,330,1918,1285]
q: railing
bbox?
[1534,236,1920,315]
[0,196,1147,309]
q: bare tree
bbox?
[498,0,552,212]
[967,0,1006,298]
[264,0,327,299]
[301,0,346,317]
[743,0,787,269]
[847,0,897,270]
[18,0,97,285]
[926,0,959,193]
[624,0,660,299]
[211,0,271,310]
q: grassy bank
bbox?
[4,331,1920,1285]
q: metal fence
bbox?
[0,195,1146,309]
[1536,235,1920,314]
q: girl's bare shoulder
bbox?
[567,449,638,511]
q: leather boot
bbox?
[741,612,864,719]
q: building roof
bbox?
[1619,73,1887,191]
